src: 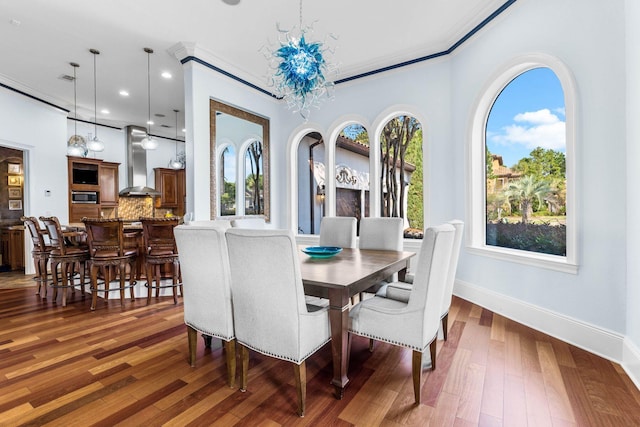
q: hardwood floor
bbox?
[1,275,639,426]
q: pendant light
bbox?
[140,47,158,150]
[67,62,87,157]
[86,49,104,152]
[168,109,184,169]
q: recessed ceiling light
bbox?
[119,90,129,96]
[161,72,172,79]
[182,128,186,133]
[101,109,110,114]
[147,120,154,125]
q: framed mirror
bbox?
[210,99,270,221]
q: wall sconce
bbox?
[316,184,325,200]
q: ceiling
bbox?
[0,0,512,140]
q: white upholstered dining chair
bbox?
[225,228,331,417]
[173,225,236,388]
[382,220,464,341]
[318,216,357,248]
[348,223,455,404]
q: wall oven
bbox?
[71,191,98,204]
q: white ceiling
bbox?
[0,0,512,139]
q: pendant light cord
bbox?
[174,109,179,157]
[146,49,152,136]
[92,50,98,139]
[72,64,78,137]
[299,0,303,29]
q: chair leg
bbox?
[293,361,306,417]
[60,262,69,307]
[442,313,449,341]
[90,264,99,311]
[119,261,126,305]
[50,260,59,302]
[129,260,136,301]
[369,338,375,353]
[40,257,49,298]
[412,350,423,405]
[187,326,197,367]
[430,339,437,371]
[224,339,236,388]
[239,344,249,392]
[172,258,179,304]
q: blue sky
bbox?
[486,67,565,168]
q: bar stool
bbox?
[39,216,89,306]
[21,216,52,297]
[82,218,138,310]
[140,217,181,304]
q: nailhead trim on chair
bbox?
[186,322,234,342]
[238,337,331,364]
[349,329,437,353]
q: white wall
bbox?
[625,0,640,381]
[0,88,69,222]
[450,0,627,332]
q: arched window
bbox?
[335,124,370,226]
[297,132,325,234]
[219,145,236,216]
[379,115,423,238]
[244,140,264,215]
[469,55,577,273]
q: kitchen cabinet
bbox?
[175,168,186,217]
[99,162,120,207]
[1,226,24,270]
[154,168,183,210]
[67,157,120,222]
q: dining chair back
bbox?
[230,218,266,229]
[82,218,138,310]
[188,220,232,229]
[319,216,357,248]
[40,216,89,306]
[225,228,331,416]
[439,220,464,340]
[356,216,405,329]
[349,223,455,404]
[174,225,236,387]
[21,216,52,297]
[140,217,181,304]
[384,219,464,340]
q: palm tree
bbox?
[503,175,552,224]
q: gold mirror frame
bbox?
[210,99,270,221]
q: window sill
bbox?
[466,245,578,274]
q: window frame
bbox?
[466,54,578,274]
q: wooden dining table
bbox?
[299,246,415,399]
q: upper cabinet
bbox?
[99,162,119,207]
[67,156,119,222]
[155,168,185,215]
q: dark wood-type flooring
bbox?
[1,271,639,426]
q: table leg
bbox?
[328,288,350,399]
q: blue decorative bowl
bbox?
[302,246,343,259]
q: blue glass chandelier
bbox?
[263,0,337,120]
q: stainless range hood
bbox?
[119,125,161,197]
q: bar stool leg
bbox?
[119,261,126,306]
[90,264,99,311]
[172,258,179,304]
[129,259,136,301]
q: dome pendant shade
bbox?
[87,135,104,152]
[140,136,158,150]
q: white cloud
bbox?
[491,108,566,151]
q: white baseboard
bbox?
[623,338,640,390]
[454,279,628,366]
